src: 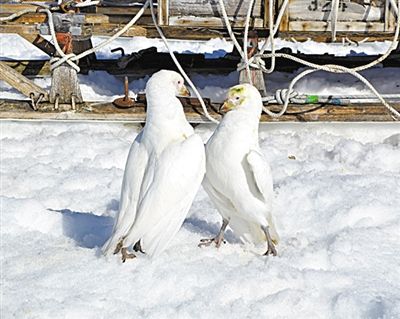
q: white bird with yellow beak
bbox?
[199,83,279,256]
[103,70,205,261]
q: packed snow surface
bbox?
[1,121,400,318]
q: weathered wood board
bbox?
[162,0,263,27]
[1,98,399,122]
[169,0,263,17]
[289,0,384,22]
[49,65,83,104]
[0,62,48,101]
[288,21,386,32]
[284,0,396,32]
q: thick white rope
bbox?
[258,0,289,56]
[73,0,149,61]
[39,8,81,71]
[5,0,218,122]
[39,0,150,72]
[73,0,100,8]
[243,0,255,84]
[217,0,399,119]
[269,66,400,119]
[252,0,400,119]
[218,0,245,58]
[149,0,219,123]
[257,52,400,119]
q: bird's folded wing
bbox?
[125,134,205,257]
[246,150,273,204]
[102,132,149,254]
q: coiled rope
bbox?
[218,0,400,120]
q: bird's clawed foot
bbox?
[198,219,229,249]
[113,240,124,255]
[198,236,226,248]
[263,243,277,256]
[121,247,136,263]
[262,225,278,257]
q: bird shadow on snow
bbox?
[49,200,240,249]
[48,208,114,249]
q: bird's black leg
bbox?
[198,218,229,248]
[262,225,277,256]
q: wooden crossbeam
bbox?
[0,62,48,101]
[0,98,398,122]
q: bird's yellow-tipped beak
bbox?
[179,85,191,97]
[220,99,235,113]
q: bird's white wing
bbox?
[102,131,149,255]
[246,149,279,243]
[246,149,273,206]
[123,134,205,257]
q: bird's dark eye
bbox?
[235,96,240,100]
[178,80,182,85]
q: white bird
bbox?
[199,83,279,256]
[102,70,205,261]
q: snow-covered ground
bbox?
[1,32,400,318]
[1,121,400,318]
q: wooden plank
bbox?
[0,99,398,122]
[289,0,384,22]
[1,12,153,25]
[387,0,396,30]
[158,0,169,26]
[278,30,397,41]
[0,62,48,100]
[169,0,262,17]
[168,16,264,28]
[278,0,291,31]
[0,24,39,42]
[95,6,152,16]
[49,64,83,104]
[84,14,111,24]
[0,3,39,13]
[2,61,51,76]
[2,22,397,41]
[91,25,147,37]
[288,21,386,32]
[264,0,270,29]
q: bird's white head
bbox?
[220,84,262,116]
[146,70,190,98]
